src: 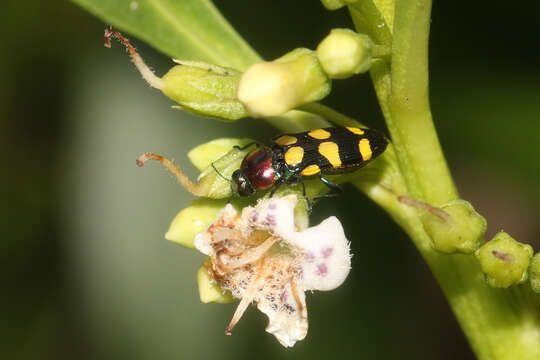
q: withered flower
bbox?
[195,195,351,347]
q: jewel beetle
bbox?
[229,126,388,197]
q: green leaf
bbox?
[73,0,261,70]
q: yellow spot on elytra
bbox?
[301,164,321,176]
[347,127,364,135]
[318,142,341,168]
[359,138,372,161]
[308,129,331,140]
[274,135,297,146]
[284,146,304,166]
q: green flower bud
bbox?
[317,29,373,79]
[188,138,253,172]
[197,261,235,304]
[237,48,331,117]
[104,30,248,121]
[529,253,540,293]
[421,200,486,254]
[320,0,358,10]
[162,60,248,121]
[165,199,227,248]
[475,232,533,288]
[195,141,254,199]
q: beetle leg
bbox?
[268,180,284,198]
[281,176,313,211]
[298,181,314,213]
[316,176,343,199]
[211,162,232,182]
[233,142,262,151]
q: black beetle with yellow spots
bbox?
[231,127,388,197]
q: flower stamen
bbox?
[104,28,164,89]
[136,152,206,196]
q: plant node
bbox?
[475,232,533,288]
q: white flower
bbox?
[194,195,351,347]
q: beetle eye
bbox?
[232,170,254,196]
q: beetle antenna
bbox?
[136,152,205,196]
[211,162,231,182]
[104,28,164,90]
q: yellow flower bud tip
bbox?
[237,62,298,117]
[317,29,373,79]
[528,253,540,293]
[104,28,164,89]
[237,48,330,118]
[320,0,357,10]
[320,0,346,10]
[474,232,533,288]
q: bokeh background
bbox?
[2,1,539,359]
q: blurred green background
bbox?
[2,1,539,359]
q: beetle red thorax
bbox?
[241,149,276,190]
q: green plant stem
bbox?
[350,1,540,359]
[389,0,456,204]
[300,102,364,127]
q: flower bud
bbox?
[237,48,331,117]
[193,140,254,199]
[320,0,358,10]
[161,60,248,121]
[197,261,235,304]
[529,253,540,293]
[188,138,253,172]
[421,200,486,254]
[317,29,373,79]
[105,30,249,121]
[475,232,533,288]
